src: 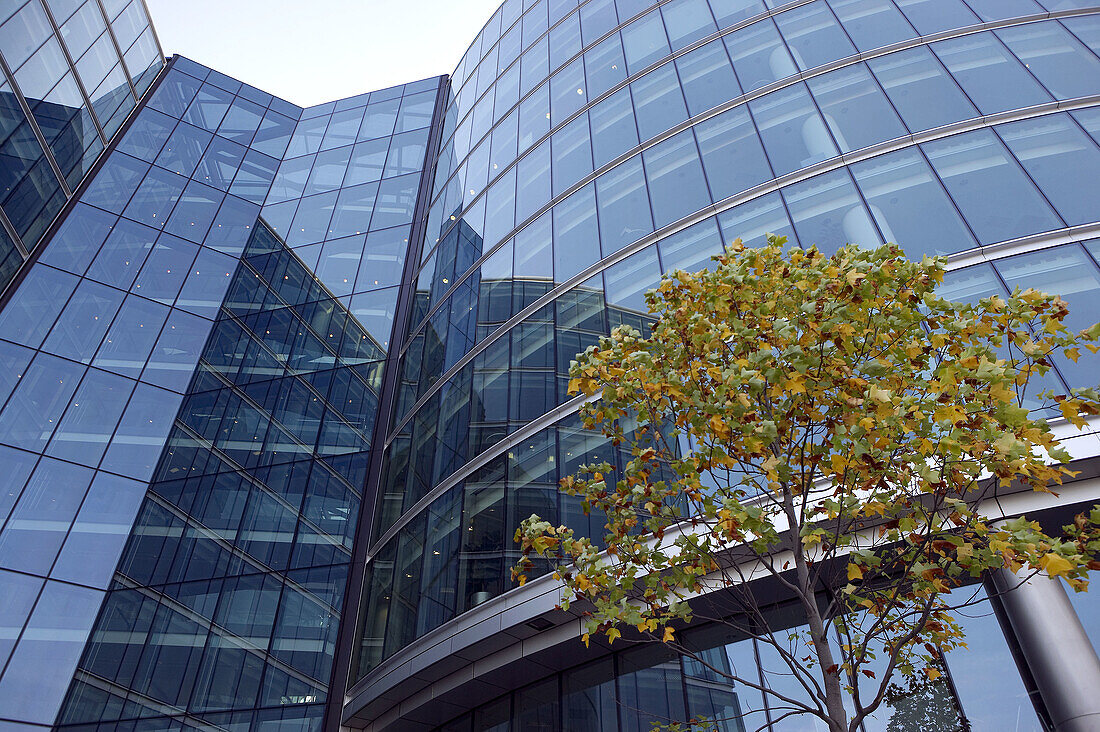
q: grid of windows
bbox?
[0,60,298,729]
[259,77,442,351]
[0,0,164,294]
[57,221,384,729]
[353,0,1100,686]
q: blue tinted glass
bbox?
[86,217,157,289]
[827,0,916,50]
[47,367,133,466]
[596,157,653,256]
[218,96,266,145]
[166,180,225,243]
[0,569,41,669]
[0,341,33,410]
[774,2,856,70]
[657,217,723,273]
[516,139,551,222]
[965,0,1043,20]
[0,352,83,453]
[994,245,1100,388]
[349,287,399,347]
[923,129,1063,245]
[252,109,297,158]
[644,130,710,228]
[932,33,1051,114]
[315,235,366,297]
[269,155,314,203]
[320,108,366,151]
[306,147,353,195]
[584,35,628,100]
[604,246,661,312]
[195,136,247,191]
[694,106,772,202]
[580,0,617,46]
[998,22,1100,100]
[518,85,551,154]
[726,19,797,92]
[155,121,213,178]
[287,115,329,158]
[717,191,797,248]
[396,91,436,133]
[93,294,169,378]
[356,227,409,292]
[554,184,600,280]
[675,40,740,117]
[868,47,978,132]
[551,58,588,123]
[372,174,420,230]
[893,0,977,34]
[101,383,182,480]
[123,166,187,229]
[0,581,103,724]
[850,148,977,258]
[229,149,279,204]
[287,192,337,247]
[621,12,672,74]
[386,129,430,177]
[117,108,177,161]
[80,153,148,213]
[359,98,401,141]
[148,70,202,117]
[43,279,124,363]
[997,115,1100,227]
[39,203,117,276]
[661,0,718,51]
[143,308,210,391]
[750,83,838,175]
[205,195,259,255]
[808,65,908,153]
[782,169,882,253]
[183,84,234,131]
[0,265,79,349]
[630,64,688,141]
[132,232,199,304]
[345,138,390,187]
[551,116,593,197]
[329,183,380,240]
[590,89,638,169]
[176,246,236,319]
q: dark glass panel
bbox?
[0,457,93,574]
[644,129,710,227]
[676,39,740,117]
[43,278,124,363]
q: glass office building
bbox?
[0,0,1099,730]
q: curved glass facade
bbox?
[352,0,1100,689]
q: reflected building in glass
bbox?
[1,0,1100,730]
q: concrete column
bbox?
[989,568,1100,732]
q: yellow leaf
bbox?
[606,627,621,644]
[926,667,941,681]
[1065,347,1081,363]
[990,381,1014,403]
[709,414,730,439]
[1040,552,1075,578]
[846,270,866,287]
[582,633,590,648]
[848,564,863,581]
[663,627,676,643]
[868,386,892,404]
[1059,400,1088,429]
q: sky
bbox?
[144,0,506,107]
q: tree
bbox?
[514,237,1100,732]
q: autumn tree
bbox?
[514,237,1100,732]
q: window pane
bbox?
[662,0,718,51]
[922,129,1063,245]
[868,47,978,132]
[893,0,978,35]
[997,114,1100,226]
[644,130,710,227]
[47,367,133,466]
[850,147,977,258]
[750,83,837,176]
[42,278,124,363]
[827,0,916,50]
[551,116,593,197]
[595,157,653,256]
[774,2,855,70]
[717,190,798,248]
[553,184,600,281]
[782,169,882,253]
[725,18,797,92]
[998,21,1100,100]
[931,32,1051,114]
[808,64,907,152]
[590,89,639,169]
[676,39,740,117]
[630,64,688,141]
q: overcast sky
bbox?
[144,0,505,107]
